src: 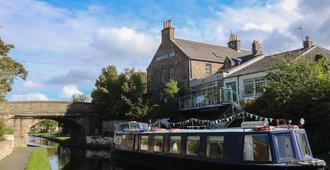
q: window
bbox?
[255,78,265,95]
[243,79,254,97]
[205,64,212,76]
[243,77,265,98]
[170,136,181,154]
[169,67,174,80]
[140,135,149,151]
[244,134,272,161]
[226,82,237,92]
[152,135,164,152]
[161,69,166,83]
[296,133,311,157]
[206,136,224,159]
[114,135,122,145]
[186,136,200,156]
[274,133,294,161]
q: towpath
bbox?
[0,147,33,170]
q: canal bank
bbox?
[28,136,122,170]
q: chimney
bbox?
[303,36,313,49]
[161,20,174,44]
[252,40,262,55]
[228,34,240,51]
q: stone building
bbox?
[147,20,259,100]
[147,20,330,113]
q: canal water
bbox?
[28,136,126,170]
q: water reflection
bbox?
[28,136,125,170]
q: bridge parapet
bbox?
[0,101,96,116]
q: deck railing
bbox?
[179,87,241,110]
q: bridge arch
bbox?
[0,101,99,146]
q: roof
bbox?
[173,38,252,63]
[116,127,300,134]
[226,46,329,77]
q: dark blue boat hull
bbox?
[112,149,325,170]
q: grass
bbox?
[25,148,51,170]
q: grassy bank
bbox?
[25,148,51,170]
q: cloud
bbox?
[8,93,49,101]
[46,70,96,85]
[61,84,83,98]
[1,0,330,100]
[22,80,40,88]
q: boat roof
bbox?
[116,127,303,134]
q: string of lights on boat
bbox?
[151,112,295,128]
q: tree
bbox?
[71,94,89,102]
[91,65,119,120]
[248,54,330,154]
[117,68,151,120]
[92,66,151,120]
[0,37,27,101]
[158,80,180,118]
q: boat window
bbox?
[206,136,224,159]
[186,136,200,156]
[296,132,311,158]
[140,135,149,151]
[114,135,122,145]
[122,134,127,140]
[170,136,181,154]
[152,135,164,153]
[274,133,294,161]
[243,134,272,161]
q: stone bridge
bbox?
[0,101,99,146]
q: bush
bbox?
[25,148,51,170]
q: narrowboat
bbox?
[112,121,326,170]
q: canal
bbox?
[28,136,125,170]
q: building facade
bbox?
[147,20,330,111]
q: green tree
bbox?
[117,68,151,120]
[92,66,151,120]
[0,37,27,101]
[91,65,119,120]
[71,94,89,102]
[248,54,330,154]
[158,80,180,118]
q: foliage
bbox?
[25,148,51,170]
[248,54,330,154]
[117,68,151,120]
[71,94,89,102]
[158,80,180,118]
[30,120,58,133]
[0,37,28,101]
[92,66,151,120]
[92,65,119,120]
[0,117,14,140]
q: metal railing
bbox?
[179,87,241,110]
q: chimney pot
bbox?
[303,36,313,49]
[161,20,175,44]
[228,34,240,51]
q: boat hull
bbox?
[112,149,325,170]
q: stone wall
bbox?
[147,42,190,95]
[0,135,14,162]
[190,60,223,80]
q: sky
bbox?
[0,0,329,101]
